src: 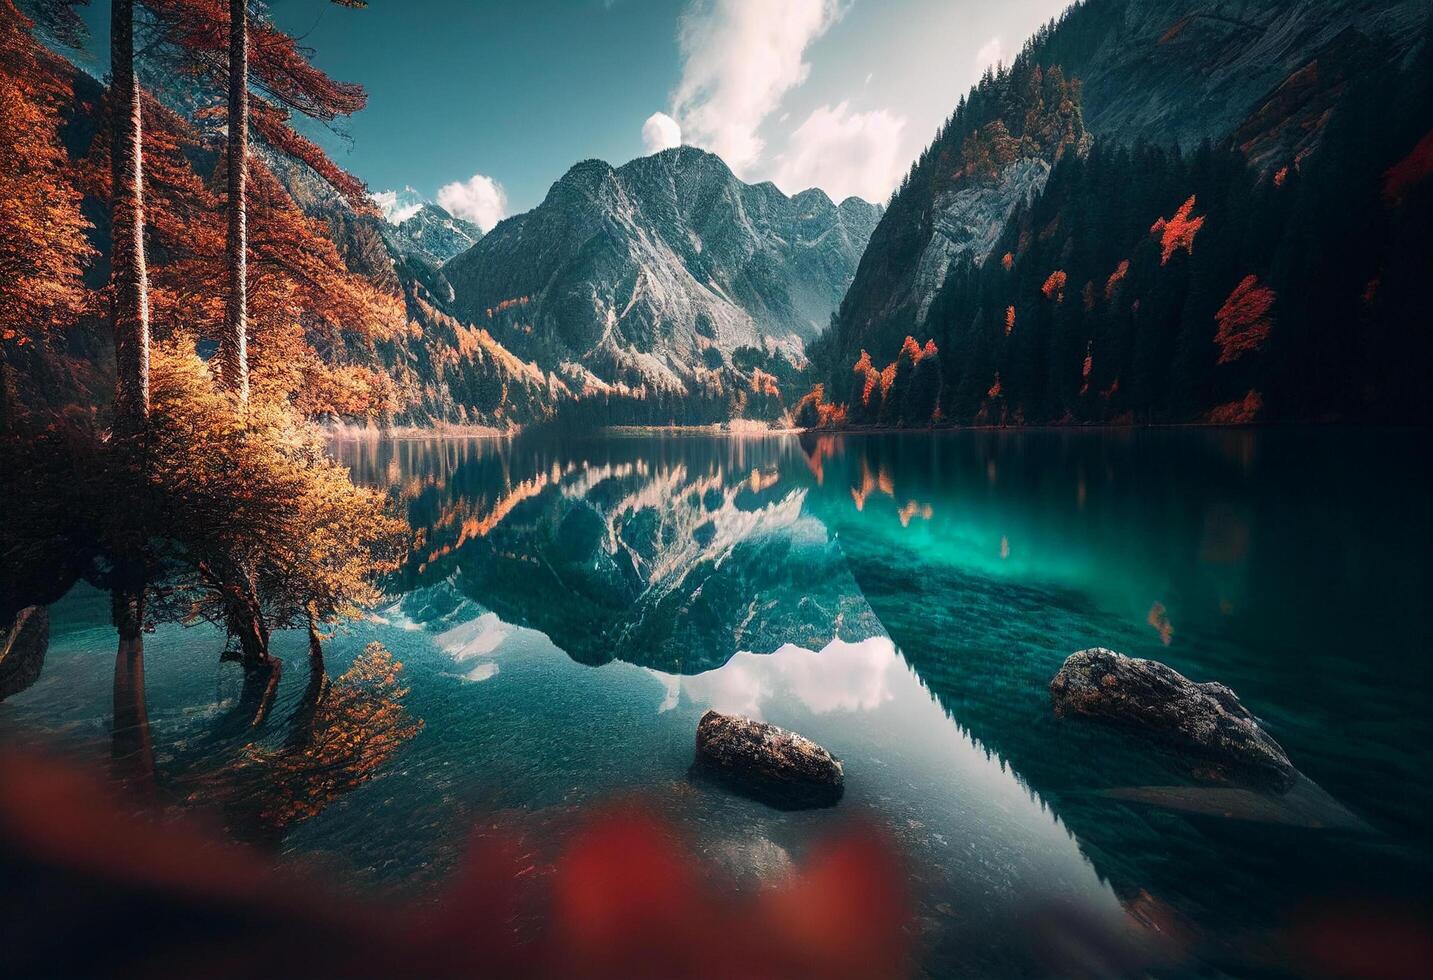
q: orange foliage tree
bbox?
[1041,269,1067,302]
[0,2,93,427]
[1150,195,1205,265]
[143,0,371,402]
[1104,259,1129,300]
[1214,275,1276,365]
[792,384,847,429]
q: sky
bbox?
[78,0,1073,229]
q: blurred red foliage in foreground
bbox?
[0,747,910,979]
[5,746,1431,978]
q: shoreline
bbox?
[324,419,1430,441]
[324,422,514,441]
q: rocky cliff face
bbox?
[442,146,881,395]
[908,157,1052,327]
[1048,0,1426,155]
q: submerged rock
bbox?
[693,710,844,809]
[1050,648,1296,792]
[0,606,49,702]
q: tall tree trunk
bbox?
[109,0,153,799]
[286,611,329,750]
[306,607,325,673]
[0,349,11,435]
[111,586,155,796]
[218,0,249,403]
[110,0,150,434]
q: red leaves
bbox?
[512,805,912,980]
[250,100,371,209]
[145,0,366,121]
[1005,305,1016,335]
[1,748,912,980]
[852,350,878,406]
[1104,259,1129,300]
[1214,275,1276,364]
[879,363,897,398]
[793,384,847,429]
[1206,390,1263,424]
[749,367,779,398]
[1001,251,1014,271]
[1041,269,1067,302]
[0,5,93,344]
[1150,196,1205,265]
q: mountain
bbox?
[814,0,1432,426]
[442,146,881,396]
[383,203,483,269]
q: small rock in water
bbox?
[1050,648,1296,792]
[0,606,49,702]
[693,710,844,809]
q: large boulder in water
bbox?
[0,606,49,702]
[693,710,844,809]
[1050,648,1296,792]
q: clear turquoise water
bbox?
[5,429,1430,976]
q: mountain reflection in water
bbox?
[358,435,884,673]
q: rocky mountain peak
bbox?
[441,147,882,396]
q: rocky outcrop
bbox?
[1050,648,1296,791]
[910,158,1050,325]
[0,606,49,702]
[693,710,844,809]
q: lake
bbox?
[6,429,1431,976]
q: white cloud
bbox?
[372,186,423,225]
[672,0,845,176]
[641,111,683,154]
[975,35,1005,74]
[771,100,906,204]
[436,173,508,232]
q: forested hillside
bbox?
[811,0,1432,427]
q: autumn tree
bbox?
[141,340,403,713]
[903,340,941,425]
[0,1,93,431]
[141,0,370,403]
[1151,195,1205,265]
[877,337,922,426]
[1214,275,1275,364]
[848,350,879,424]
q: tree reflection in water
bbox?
[191,642,422,838]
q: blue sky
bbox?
[79,1,1072,227]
